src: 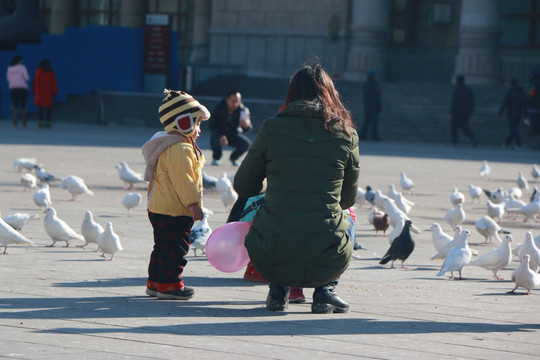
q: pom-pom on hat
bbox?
[158,89,210,136]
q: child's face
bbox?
[192,122,202,140]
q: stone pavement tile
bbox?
[1,121,540,359]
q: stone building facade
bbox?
[40,0,540,84]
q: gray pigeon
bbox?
[202,171,217,191]
[379,220,415,268]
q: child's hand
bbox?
[189,204,204,221]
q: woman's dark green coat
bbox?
[233,101,360,287]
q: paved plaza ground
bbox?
[0,120,539,359]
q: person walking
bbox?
[233,63,360,314]
[527,67,540,149]
[359,69,381,141]
[450,75,478,148]
[498,78,527,150]
[32,58,58,129]
[6,54,29,127]
[208,89,252,166]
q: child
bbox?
[33,58,58,129]
[141,90,210,300]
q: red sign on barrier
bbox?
[144,14,170,74]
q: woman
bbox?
[33,58,58,129]
[6,55,29,127]
[233,63,360,313]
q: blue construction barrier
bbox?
[0,25,178,119]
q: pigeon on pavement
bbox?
[33,183,52,210]
[388,214,405,244]
[2,212,39,231]
[468,184,482,204]
[60,175,94,201]
[379,220,415,268]
[450,187,465,206]
[202,171,218,192]
[373,212,390,236]
[436,228,472,280]
[21,173,37,191]
[443,203,466,229]
[486,200,505,224]
[531,164,540,182]
[97,222,123,260]
[121,193,142,217]
[517,231,540,273]
[400,172,414,193]
[507,254,540,295]
[430,222,453,252]
[216,172,233,193]
[395,192,414,214]
[13,158,38,172]
[517,172,529,190]
[44,207,85,247]
[0,213,35,254]
[479,160,490,178]
[474,216,503,244]
[221,186,238,213]
[469,234,513,280]
[115,161,147,190]
[507,194,540,222]
[80,210,104,250]
[34,165,60,183]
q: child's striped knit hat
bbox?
[158,89,210,136]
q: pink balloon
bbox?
[206,221,251,273]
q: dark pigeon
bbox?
[379,220,415,268]
[373,212,390,236]
[365,185,375,205]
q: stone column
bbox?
[189,0,211,63]
[120,0,146,28]
[49,0,76,34]
[345,0,391,81]
[453,0,501,85]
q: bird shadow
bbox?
[97,214,122,219]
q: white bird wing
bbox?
[469,246,509,270]
[46,217,84,241]
[439,247,471,274]
[98,230,123,254]
[0,218,34,246]
[122,193,142,208]
[81,219,104,244]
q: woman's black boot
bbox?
[266,283,290,311]
[312,280,349,313]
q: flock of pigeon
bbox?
[358,162,540,295]
[1,158,146,260]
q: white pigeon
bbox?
[388,215,405,244]
[21,173,37,191]
[115,161,146,190]
[44,207,85,247]
[121,193,142,217]
[507,195,540,223]
[431,226,462,260]
[507,254,540,295]
[3,212,39,231]
[508,187,522,200]
[221,186,238,213]
[97,222,123,261]
[400,172,414,193]
[373,189,389,208]
[531,164,540,182]
[33,183,52,209]
[469,234,513,280]
[381,197,421,234]
[368,207,384,225]
[387,184,399,200]
[468,184,482,204]
[0,212,35,254]
[202,171,218,192]
[60,175,94,201]
[430,222,453,252]
[518,231,540,273]
[485,187,504,204]
[216,172,232,193]
[395,192,414,214]
[450,187,465,206]
[503,194,526,220]
[517,172,529,190]
[474,216,502,244]
[34,165,60,183]
[190,208,213,256]
[486,200,505,224]
[512,233,540,258]
[80,210,104,250]
[479,160,490,178]
[13,157,38,172]
[356,187,366,206]
[443,203,466,229]
[436,229,472,280]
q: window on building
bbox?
[78,0,120,27]
[501,0,540,47]
[389,0,418,45]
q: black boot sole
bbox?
[311,302,349,314]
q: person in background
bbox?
[527,66,540,149]
[141,90,210,300]
[208,89,252,166]
[359,69,381,141]
[234,63,360,314]
[498,78,527,150]
[450,75,478,148]
[6,54,29,127]
[32,58,58,129]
